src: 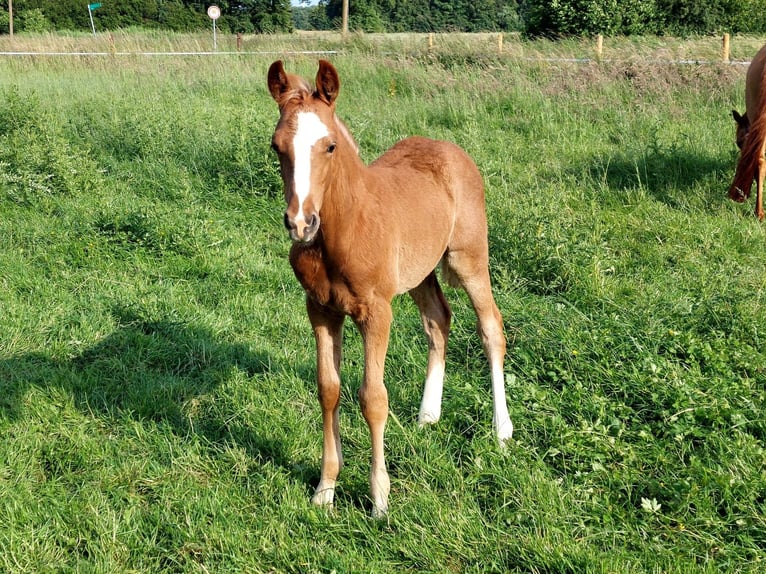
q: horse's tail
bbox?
[729,63,766,201]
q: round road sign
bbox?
[207,5,221,20]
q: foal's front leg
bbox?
[307,298,345,509]
[356,301,393,518]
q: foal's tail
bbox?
[729,64,766,201]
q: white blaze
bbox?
[292,112,329,222]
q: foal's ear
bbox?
[315,60,340,106]
[732,109,748,127]
[267,60,289,103]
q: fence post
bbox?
[596,34,603,60]
[722,33,730,63]
[428,33,434,52]
[497,33,503,55]
[237,33,243,52]
[109,33,115,56]
[341,0,349,38]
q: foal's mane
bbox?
[275,73,313,108]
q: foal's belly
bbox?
[392,210,453,294]
[394,246,446,294]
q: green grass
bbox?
[1,33,766,573]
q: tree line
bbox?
[0,1,293,34]
[2,1,765,36]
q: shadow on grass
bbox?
[0,304,319,493]
[580,148,735,210]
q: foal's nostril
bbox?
[283,212,319,242]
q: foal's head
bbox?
[733,109,750,150]
[268,60,343,244]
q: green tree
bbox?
[208,1,292,33]
[327,0,385,32]
[326,0,520,33]
[18,7,51,31]
[465,0,520,31]
[0,7,9,34]
[657,0,723,35]
[20,0,162,30]
[157,0,207,31]
[293,1,332,31]
[617,0,661,35]
[3,0,293,33]
[727,0,766,34]
[519,0,766,36]
[384,0,429,32]
[251,0,293,33]
[309,5,333,30]
[520,0,623,37]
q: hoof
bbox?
[495,418,514,447]
[371,502,388,519]
[418,411,440,426]
[311,486,335,509]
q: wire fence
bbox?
[0,32,760,66]
[0,50,340,57]
[0,52,749,67]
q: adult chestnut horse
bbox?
[267,60,513,516]
[730,43,766,221]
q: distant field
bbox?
[1,32,765,573]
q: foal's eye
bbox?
[327,143,337,154]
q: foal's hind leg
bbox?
[409,273,452,426]
[307,298,345,509]
[445,253,513,444]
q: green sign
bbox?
[89,3,102,9]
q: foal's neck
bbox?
[319,141,369,247]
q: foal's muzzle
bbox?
[285,212,320,243]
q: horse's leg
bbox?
[756,158,765,221]
[307,297,345,509]
[409,272,452,426]
[445,253,513,444]
[464,272,513,444]
[355,301,393,518]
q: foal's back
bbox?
[370,136,485,207]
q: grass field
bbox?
[1,32,765,572]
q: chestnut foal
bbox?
[267,60,512,517]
